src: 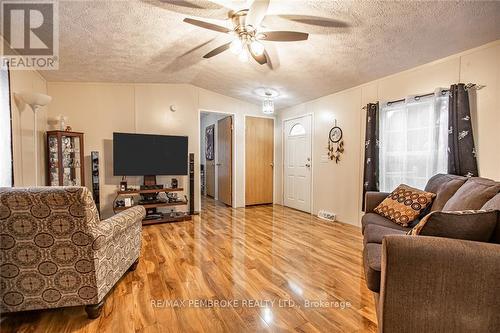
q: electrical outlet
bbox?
[318,210,336,222]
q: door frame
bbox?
[244,115,276,206]
[281,113,314,214]
[198,109,235,208]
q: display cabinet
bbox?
[46,131,85,186]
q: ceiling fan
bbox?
[182,0,309,67]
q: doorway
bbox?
[283,114,312,213]
[245,116,274,206]
[200,111,233,206]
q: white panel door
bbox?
[284,115,312,213]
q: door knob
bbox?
[270,162,274,167]
[216,163,221,166]
[305,163,311,167]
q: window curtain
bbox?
[362,102,379,210]
[0,62,13,187]
[448,83,478,177]
[379,90,448,192]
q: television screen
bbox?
[113,133,188,176]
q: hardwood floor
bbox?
[1,197,377,332]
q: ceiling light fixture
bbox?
[230,38,243,54]
[262,94,274,114]
[250,40,264,56]
[253,87,280,114]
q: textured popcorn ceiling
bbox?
[40,0,500,109]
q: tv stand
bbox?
[112,186,191,225]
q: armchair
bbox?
[0,187,145,318]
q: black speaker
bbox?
[91,151,100,214]
[189,153,194,215]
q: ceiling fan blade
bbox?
[263,15,349,28]
[183,18,231,34]
[246,0,269,28]
[248,45,267,65]
[203,42,231,58]
[259,31,309,42]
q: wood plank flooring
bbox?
[1,197,377,332]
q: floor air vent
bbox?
[318,210,336,222]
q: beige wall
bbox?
[276,40,500,226]
[46,82,263,217]
[9,69,48,186]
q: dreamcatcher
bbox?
[328,120,344,163]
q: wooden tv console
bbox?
[113,187,192,225]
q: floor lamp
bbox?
[15,92,52,186]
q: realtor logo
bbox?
[1,0,59,69]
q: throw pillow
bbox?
[408,210,497,242]
[373,184,435,227]
[442,177,500,211]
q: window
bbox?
[379,91,448,191]
[0,62,13,187]
[289,123,306,136]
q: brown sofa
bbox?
[362,174,500,332]
[0,187,145,318]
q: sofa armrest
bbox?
[364,191,390,212]
[92,206,146,239]
[379,235,500,332]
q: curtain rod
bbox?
[361,83,485,109]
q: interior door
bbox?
[284,115,312,213]
[245,116,274,205]
[217,116,232,206]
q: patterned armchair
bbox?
[0,187,145,318]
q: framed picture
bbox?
[205,124,215,161]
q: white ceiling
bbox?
[40,0,500,109]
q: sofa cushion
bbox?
[423,174,467,212]
[443,177,500,211]
[361,213,411,234]
[373,184,435,227]
[481,193,500,211]
[363,243,382,292]
[408,210,498,242]
[363,224,407,245]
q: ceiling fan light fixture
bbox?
[250,40,264,56]
[238,50,249,62]
[230,38,243,54]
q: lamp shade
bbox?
[16,91,52,109]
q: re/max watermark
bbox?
[151,299,352,309]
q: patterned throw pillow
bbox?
[374,184,436,227]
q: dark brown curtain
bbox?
[448,84,478,177]
[362,102,379,210]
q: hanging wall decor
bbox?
[205,124,215,161]
[328,120,344,163]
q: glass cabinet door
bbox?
[61,135,82,186]
[48,135,59,186]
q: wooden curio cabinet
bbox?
[46,131,85,186]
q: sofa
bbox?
[0,187,145,318]
[362,174,500,332]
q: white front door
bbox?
[284,115,312,213]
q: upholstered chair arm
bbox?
[88,206,145,302]
[379,235,500,332]
[364,191,390,212]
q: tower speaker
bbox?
[91,151,100,214]
[189,153,194,215]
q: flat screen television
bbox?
[113,132,188,176]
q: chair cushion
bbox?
[361,213,411,234]
[424,174,467,212]
[443,177,500,211]
[363,224,407,245]
[373,184,435,227]
[408,210,498,242]
[363,243,382,292]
